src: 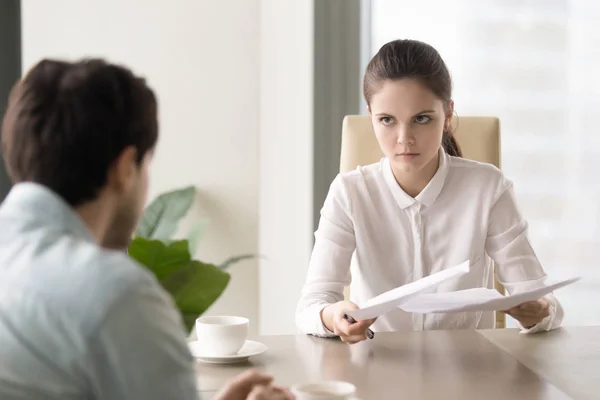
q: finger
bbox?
[284,389,296,400]
[517,317,541,328]
[247,384,268,400]
[335,314,373,336]
[519,301,543,311]
[340,333,368,344]
[271,385,295,400]
[514,301,541,311]
[231,369,273,389]
[248,386,292,400]
[503,306,520,314]
[509,306,549,318]
[341,335,367,344]
[333,317,354,337]
[347,320,374,336]
[509,310,541,318]
[271,386,296,400]
[337,322,370,338]
[511,309,549,327]
[267,387,294,400]
[507,304,543,317]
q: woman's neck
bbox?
[391,153,440,198]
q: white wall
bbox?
[21,0,316,336]
[259,0,314,335]
[21,0,261,334]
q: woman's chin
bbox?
[391,157,423,173]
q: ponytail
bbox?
[442,130,462,157]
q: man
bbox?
[0,59,291,400]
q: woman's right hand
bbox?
[321,301,376,344]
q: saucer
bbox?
[188,340,268,364]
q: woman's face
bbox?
[369,78,452,177]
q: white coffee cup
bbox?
[194,316,249,356]
[291,381,357,400]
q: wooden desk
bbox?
[196,329,582,399]
[480,326,600,400]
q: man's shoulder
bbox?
[1,232,160,333]
[0,232,168,377]
[58,238,159,321]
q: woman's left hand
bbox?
[503,298,550,329]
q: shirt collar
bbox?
[1,182,95,242]
[382,148,450,210]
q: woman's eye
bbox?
[379,116,393,125]
[414,115,432,124]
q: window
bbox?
[370,0,600,326]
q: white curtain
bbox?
[371,0,600,326]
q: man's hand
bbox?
[503,298,550,329]
[214,370,294,400]
[247,384,295,400]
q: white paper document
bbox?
[345,260,470,321]
[399,277,581,314]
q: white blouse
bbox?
[296,150,563,336]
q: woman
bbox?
[296,39,562,344]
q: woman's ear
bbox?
[447,99,455,116]
[366,104,371,116]
[445,100,455,130]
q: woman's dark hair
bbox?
[363,39,462,157]
[1,58,158,206]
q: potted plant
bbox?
[127,186,252,332]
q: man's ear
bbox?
[106,146,138,193]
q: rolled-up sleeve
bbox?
[485,178,563,334]
[295,175,356,336]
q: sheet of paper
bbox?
[345,260,470,321]
[399,277,581,314]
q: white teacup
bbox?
[194,316,249,356]
[291,381,357,400]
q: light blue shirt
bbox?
[0,183,199,399]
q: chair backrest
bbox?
[341,115,501,172]
[339,115,505,328]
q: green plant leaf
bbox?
[127,236,231,332]
[135,186,196,239]
[219,254,256,270]
[163,260,231,332]
[186,220,208,256]
[128,237,191,280]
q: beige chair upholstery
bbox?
[340,115,505,328]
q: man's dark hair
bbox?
[1,58,158,206]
